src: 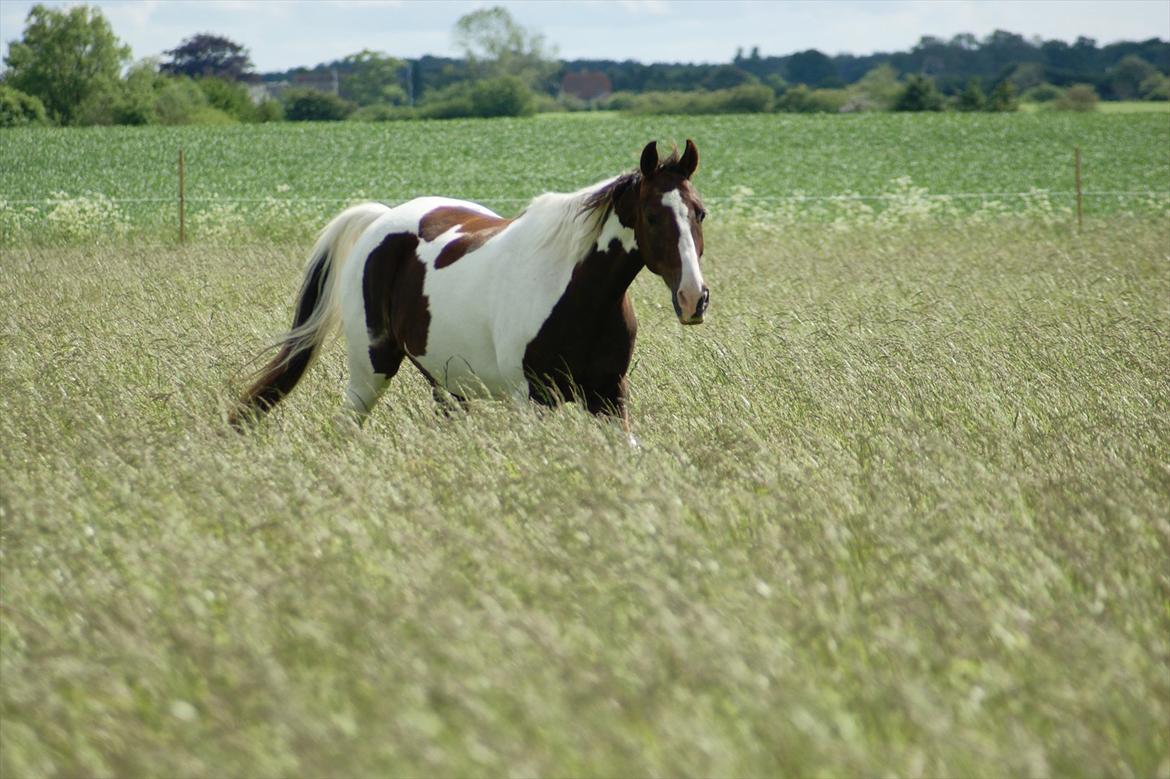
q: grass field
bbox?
[2,114,1169,777]
[2,112,1168,244]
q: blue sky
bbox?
[2,0,1168,72]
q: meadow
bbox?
[1,113,1169,777]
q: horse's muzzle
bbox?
[675,286,710,325]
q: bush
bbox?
[1049,84,1099,112]
[417,83,474,119]
[1140,72,1170,101]
[601,91,638,111]
[1023,83,1064,103]
[624,85,776,115]
[986,80,1019,112]
[153,77,208,125]
[0,85,48,127]
[955,79,986,112]
[893,75,944,112]
[470,76,536,118]
[719,83,775,113]
[197,77,257,122]
[254,99,284,123]
[776,84,848,113]
[283,88,353,121]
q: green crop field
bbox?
[2,114,1169,777]
[2,112,1168,244]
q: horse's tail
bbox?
[229,202,389,428]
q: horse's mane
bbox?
[511,174,630,262]
[513,147,684,261]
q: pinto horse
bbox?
[230,140,708,430]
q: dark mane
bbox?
[580,145,690,217]
[581,171,640,221]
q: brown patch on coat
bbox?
[362,232,430,365]
[419,206,511,268]
[522,235,642,417]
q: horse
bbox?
[229,139,708,432]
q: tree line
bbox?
[3,3,1168,127]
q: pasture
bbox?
[2,114,1169,777]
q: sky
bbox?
[2,0,1168,72]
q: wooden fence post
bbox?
[179,147,186,244]
[1074,145,1083,232]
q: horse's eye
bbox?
[696,208,707,223]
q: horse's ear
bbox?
[640,141,659,178]
[680,139,699,179]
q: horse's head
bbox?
[635,139,708,325]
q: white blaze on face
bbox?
[661,189,705,320]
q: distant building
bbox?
[561,70,613,104]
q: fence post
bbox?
[1074,145,1083,232]
[178,147,186,244]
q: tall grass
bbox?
[2,216,1167,777]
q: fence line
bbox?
[2,190,1167,206]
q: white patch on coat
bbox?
[336,180,624,401]
[661,189,704,316]
[595,209,637,254]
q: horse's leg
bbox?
[344,336,403,424]
[585,375,638,447]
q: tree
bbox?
[338,50,408,106]
[1052,84,1099,111]
[453,6,558,89]
[1107,55,1157,100]
[3,4,131,125]
[161,34,254,81]
[470,75,535,117]
[701,65,757,91]
[1140,72,1170,101]
[283,88,353,121]
[987,79,1018,111]
[893,75,944,111]
[786,49,839,87]
[849,63,901,110]
[0,85,47,127]
[956,78,987,111]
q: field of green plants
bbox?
[2,112,1168,244]
[2,113,1169,777]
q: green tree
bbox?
[153,77,209,124]
[3,3,131,125]
[987,80,1018,112]
[198,76,257,121]
[75,58,158,125]
[1051,83,1099,112]
[0,85,48,127]
[339,50,408,106]
[283,88,353,121]
[1107,55,1158,100]
[470,75,535,117]
[453,6,558,89]
[1140,72,1170,101]
[786,49,839,87]
[956,78,987,111]
[848,63,901,111]
[893,75,944,111]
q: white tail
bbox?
[230,202,390,427]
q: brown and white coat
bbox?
[231,140,708,429]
